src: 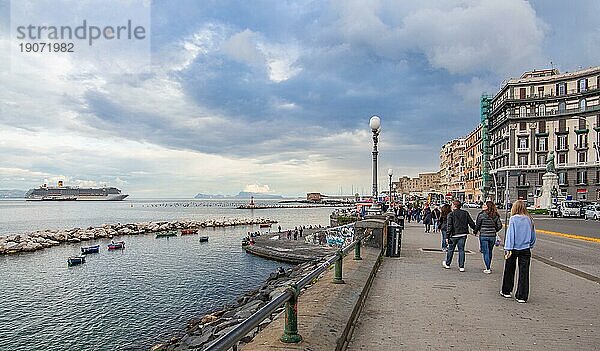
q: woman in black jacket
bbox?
[474,201,503,274]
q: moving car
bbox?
[584,204,600,220]
[551,200,583,218]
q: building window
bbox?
[520,106,526,116]
[537,154,546,165]
[579,79,587,92]
[558,83,566,95]
[518,174,527,185]
[538,172,544,185]
[518,138,528,149]
[558,101,566,112]
[558,172,567,185]
[556,135,567,151]
[539,104,546,116]
[537,137,547,151]
[558,152,567,165]
[580,99,587,111]
[577,133,588,148]
[519,122,527,130]
[577,170,587,185]
[578,151,587,163]
[538,86,544,97]
[518,155,528,165]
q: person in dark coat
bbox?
[422,204,433,233]
[474,201,503,274]
[443,201,476,272]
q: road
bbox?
[465,209,600,280]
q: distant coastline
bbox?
[0,189,25,198]
[194,191,286,200]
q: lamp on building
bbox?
[370,116,381,202]
[388,168,394,205]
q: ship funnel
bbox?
[58,180,63,187]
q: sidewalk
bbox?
[346,222,600,351]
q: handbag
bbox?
[495,235,501,247]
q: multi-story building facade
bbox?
[439,138,466,201]
[464,124,484,203]
[487,66,600,203]
[393,172,441,197]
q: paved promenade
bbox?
[347,222,600,351]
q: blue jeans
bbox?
[441,229,448,250]
[479,236,495,270]
[445,236,466,268]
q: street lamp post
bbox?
[370,116,381,202]
[487,160,498,204]
[388,168,393,206]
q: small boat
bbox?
[156,231,177,238]
[108,241,125,250]
[67,256,86,266]
[199,236,209,242]
[180,229,198,235]
[259,223,272,228]
[81,245,100,254]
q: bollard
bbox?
[354,239,362,260]
[332,250,345,284]
[280,285,302,343]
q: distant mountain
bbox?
[0,189,26,198]
[194,192,284,199]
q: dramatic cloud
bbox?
[0,0,595,197]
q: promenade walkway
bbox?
[347,222,600,351]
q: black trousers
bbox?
[501,248,531,301]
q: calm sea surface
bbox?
[0,199,337,351]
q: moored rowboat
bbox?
[199,236,209,242]
[156,231,177,238]
[81,245,100,254]
[67,256,86,266]
[180,229,198,235]
[108,241,125,250]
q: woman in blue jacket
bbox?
[500,200,536,303]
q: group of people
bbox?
[438,200,536,303]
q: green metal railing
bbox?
[204,226,369,351]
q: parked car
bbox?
[553,200,583,218]
[584,204,600,220]
[463,202,480,209]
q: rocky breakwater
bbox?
[0,218,277,255]
[151,260,323,351]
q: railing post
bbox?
[354,239,362,260]
[280,285,302,343]
[332,250,345,284]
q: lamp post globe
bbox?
[369,115,381,131]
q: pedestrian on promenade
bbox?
[406,205,412,223]
[442,201,476,272]
[287,230,291,240]
[474,201,503,274]
[432,206,441,233]
[500,200,536,303]
[423,204,432,233]
[293,230,298,240]
[438,204,451,251]
[278,225,281,232]
[299,227,303,237]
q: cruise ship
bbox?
[25,181,129,201]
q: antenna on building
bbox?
[550,61,554,69]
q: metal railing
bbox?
[204,226,370,351]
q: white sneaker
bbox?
[483,269,491,274]
[442,260,450,269]
[516,299,527,303]
[459,267,465,272]
[500,290,511,298]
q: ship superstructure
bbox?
[25,181,128,201]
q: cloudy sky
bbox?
[0,0,598,197]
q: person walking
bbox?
[474,201,503,274]
[423,204,432,233]
[432,206,441,233]
[442,201,476,272]
[438,204,451,251]
[500,200,536,303]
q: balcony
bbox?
[504,105,600,121]
[594,123,600,132]
[555,127,570,135]
[516,182,531,188]
[574,128,589,135]
[535,147,548,153]
[516,147,530,153]
[574,143,589,151]
[517,129,529,136]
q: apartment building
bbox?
[393,172,441,197]
[464,124,484,203]
[439,138,466,201]
[487,66,600,203]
